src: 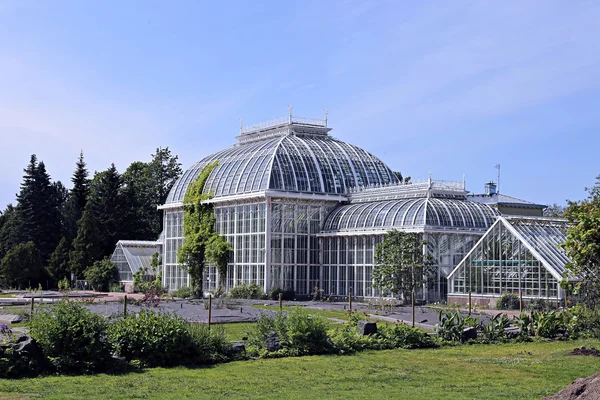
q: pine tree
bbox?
[0,241,43,289]
[70,201,102,278]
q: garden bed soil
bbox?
[543,371,600,400]
[570,347,600,357]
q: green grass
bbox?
[1,340,598,399]
[0,294,15,298]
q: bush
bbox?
[84,258,118,292]
[269,287,283,300]
[228,283,265,299]
[497,293,520,310]
[248,308,331,355]
[187,324,231,364]
[527,298,550,312]
[108,310,193,367]
[435,310,480,342]
[566,305,600,339]
[28,301,111,373]
[378,322,436,349]
[172,286,194,299]
[57,277,70,291]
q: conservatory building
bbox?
[114,113,573,303]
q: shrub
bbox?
[566,305,600,339]
[378,322,436,349]
[527,298,550,312]
[28,301,111,373]
[282,288,295,301]
[248,308,331,355]
[497,293,520,310]
[531,310,566,339]
[57,277,70,291]
[435,310,480,342]
[84,258,118,292]
[228,283,265,299]
[269,287,283,300]
[481,314,510,343]
[187,324,231,364]
[329,326,376,353]
[108,310,192,367]
[172,286,194,299]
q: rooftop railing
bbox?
[240,115,327,135]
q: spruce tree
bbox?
[64,152,90,239]
[0,241,43,289]
[70,201,102,278]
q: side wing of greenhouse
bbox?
[111,240,161,291]
[447,216,577,307]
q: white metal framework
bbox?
[447,216,575,301]
[111,240,161,282]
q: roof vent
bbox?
[485,181,497,195]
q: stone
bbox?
[230,342,246,355]
[461,327,477,342]
[265,331,281,352]
[357,321,377,336]
[0,334,44,366]
[0,314,23,324]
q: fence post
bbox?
[278,292,283,312]
[123,295,127,316]
[208,294,212,330]
[349,291,352,311]
[519,291,523,313]
[30,297,34,316]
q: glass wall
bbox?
[163,209,188,290]
[449,221,559,299]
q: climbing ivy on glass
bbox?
[178,161,232,297]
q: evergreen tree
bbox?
[89,164,128,257]
[64,152,90,240]
[70,201,102,278]
[0,241,43,289]
[15,156,62,263]
[48,237,72,283]
[0,205,19,261]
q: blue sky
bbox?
[1,0,599,209]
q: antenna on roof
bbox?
[324,109,328,127]
[239,118,243,133]
[462,174,466,190]
[494,164,501,193]
[288,105,293,124]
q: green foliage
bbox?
[268,287,294,301]
[527,298,550,312]
[186,323,231,364]
[47,237,71,283]
[0,241,43,288]
[132,252,162,293]
[435,310,480,342]
[248,308,331,355]
[84,257,118,292]
[63,151,90,240]
[377,322,436,349]
[228,283,265,299]
[70,201,102,278]
[171,286,194,298]
[562,175,600,307]
[531,310,566,339]
[481,314,511,342]
[497,293,520,310]
[0,334,44,378]
[58,277,70,291]
[373,230,434,301]
[178,161,221,296]
[108,310,194,367]
[28,301,111,373]
[205,234,232,284]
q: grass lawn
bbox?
[1,340,599,399]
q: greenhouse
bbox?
[447,216,575,307]
[116,111,568,303]
[111,240,161,290]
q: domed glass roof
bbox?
[321,198,499,233]
[166,132,398,204]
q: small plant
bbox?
[497,293,520,310]
[311,286,324,301]
[228,283,265,299]
[527,298,549,312]
[172,286,194,299]
[0,323,12,335]
[57,277,70,291]
[481,314,510,342]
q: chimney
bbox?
[485,181,497,195]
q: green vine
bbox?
[178,161,231,297]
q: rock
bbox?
[0,314,23,324]
[265,331,281,352]
[357,321,377,336]
[543,371,600,400]
[504,326,521,338]
[230,342,246,355]
[461,327,477,342]
[0,334,45,372]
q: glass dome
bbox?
[166,133,398,204]
[321,198,499,232]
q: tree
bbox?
[89,164,129,257]
[0,241,43,288]
[70,201,102,278]
[48,237,72,283]
[133,252,162,293]
[393,171,411,184]
[562,175,600,307]
[0,205,19,261]
[544,203,566,218]
[64,152,90,240]
[373,230,433,326]
[84,257,118,292]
